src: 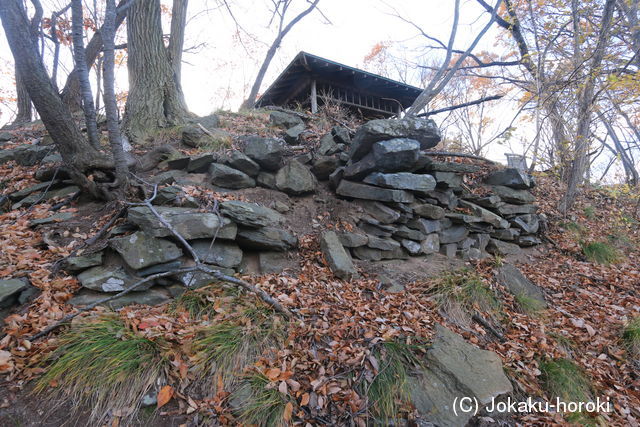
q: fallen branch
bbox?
[423,150,496,164]
[417,94,504,117]
[472,313,505,342]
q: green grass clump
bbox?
[516,295,546,314]
[427,268,501,314]
[35,315,168,423]
[583,205,596,219]
[540,358,592,403]
[192,304,285,392]
[622,317,640,357]
[236,372,289,427]
[580,241,621,264]
[169,290,214,318]
[361,340,425,424]
[540,358,597,424]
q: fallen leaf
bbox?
[157,385,174,409]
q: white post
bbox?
[310,79,317,114]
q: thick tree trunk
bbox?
[103,0,128,188]
[168,0,188,88]
[71,0,100,149]
[60,0,127,112]
[122,0,189,143]
[12,65,32,125]
[0,0,110,198]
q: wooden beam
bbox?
[310,79,318,113]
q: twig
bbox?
[196,123,215,137]
[417,94,504,117]
[472,313,505,342]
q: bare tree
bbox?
[0,0,112,199]
[239,0,321,110]
[71,0,100,149]
[122,0,190,143]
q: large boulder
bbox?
[319,231,358,280]
[63,252,103,272]
[284,123,305,144]
[191,240,243,268]
[220,150,260,177]
[349,117,441,161]
[0,279,30,308]
[409,325,513,427]
[109,231,183,270]
[310,156,340,180]
[220,200,284,228]
[363,172,436,193]
[495,263,547,308]
[209,163,256,189]
[128,206,237,240]
[317,133,340,156]
[244,136,285,171]
[269,111,303,129]
[371,138,420,172]
[490,185,535,204]
[235,227,297,251]
[275,161,317,195]
[342,153,377,180]
[336,180,414,203]
[14,145,52,166]
[182,125,231,148]
[487,238,522,255]
[187,154,216,173]
[485,168,535,189]
[438,225,469,244]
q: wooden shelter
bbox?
[254,52,423,118]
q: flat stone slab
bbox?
[363,172,436,193]
[220,200,284,228]
[0,279,29,308]
[68,287,170,309]
[236,227,297,252]
[426,161,481,173]
[109,231,183,270]
[275,161,317,195]
[336,180,414,203]
[77,266,142,293]
[63,252,103,272]
[459,200,509,229]
[29,212,74,227]
[495,263,547,308]
[320,231,358,280]
[487,238,522,255]
[128,206,237,240]
[490,185,535,204]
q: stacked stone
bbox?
[65,200,297,308]
[328,116,541,262]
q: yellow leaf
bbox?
[157,385,174,409]
[283,402,293,421]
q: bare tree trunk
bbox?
[102,0,128,188]
[122,0,189,143]
[12,65,32,125]
[168,0,188,89]
[240,0,320,110]
[561,0,616,212]
[599,116,639,186]
[71,0,100,149]
[61,0,127,112]
[0,0,110,198]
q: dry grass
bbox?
[34,315,168,423]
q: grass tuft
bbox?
[516,294,546,315]
[540,358,596,424]
[583,205,596,219]
[622,316,640,360]
[426,268,501,315]
[35,315,168,423]
[580,241,621,264]
[236,372,288,427]
[169,290,214,318]
[540,358,592,403]
[361,340,425,424]
[192,304,286,393]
